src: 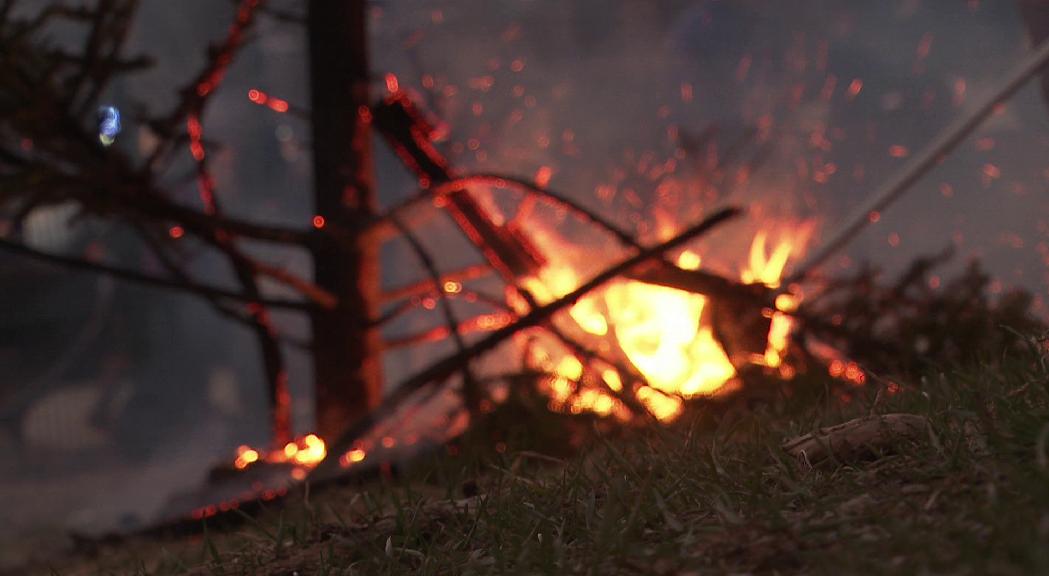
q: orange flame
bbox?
[521,224,812,422]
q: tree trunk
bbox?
[307,0,383,441]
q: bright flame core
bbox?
[523,228,809,422]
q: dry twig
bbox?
[782,413,930,464]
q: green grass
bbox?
[39,333,1049,575]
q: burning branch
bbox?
[143,0,265,171]
[382,313,514,350]
[372,92,546,283]
[371,90,783,390]
[374,172,763,306]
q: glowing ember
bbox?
[232,433,327,471]
[233,446,259,469]
[340,447,367,467]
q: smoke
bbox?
[372,0,1049,309]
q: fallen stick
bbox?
[782,413,930,464]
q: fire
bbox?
[232,433,327,471]
[233,446,259,469]
[742,230,793,287]
[740,226,812,372]
[339,447,367,467]
[605,279,735,397]
[636,385,683,421]
[521,226,811,422]
[228,224,811,476]
[522,268,608,336]
[534,345,625,419]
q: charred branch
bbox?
[389,214,485,413]
[373,92,546,282]
[143,0,265,171]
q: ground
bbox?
[24,334,1049,575]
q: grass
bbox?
[33,332,1049,575]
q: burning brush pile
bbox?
[511,224,812,423]
[219,87,1048,518]
[215,88,841,505]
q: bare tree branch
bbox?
[143,0,266,171]
[0,235,313,310]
